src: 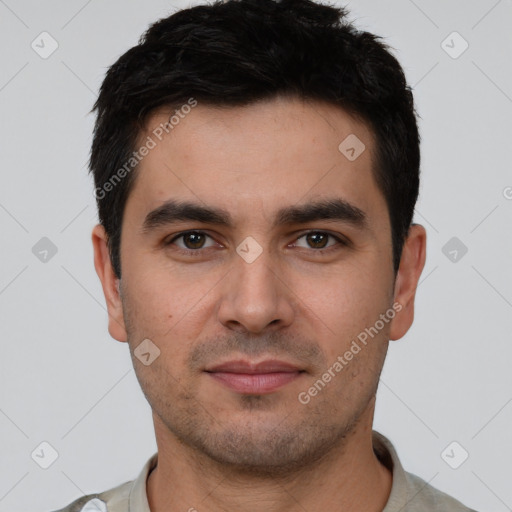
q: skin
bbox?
[92,95,426,512]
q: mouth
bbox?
[204,359,305,394]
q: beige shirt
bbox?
[52,431,477,512]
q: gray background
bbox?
[1,0,511,510]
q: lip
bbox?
[205,359,304,394]
[207,359,301,374]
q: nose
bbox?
[217,249,295,334]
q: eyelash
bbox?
[165,230,348,257]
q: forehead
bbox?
[125,96,388,231]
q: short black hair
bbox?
[90,0,420,279]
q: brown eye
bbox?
[293,231,344,251]
[166,231,217,252]
[181,232,206,249]
[305,232,329,249]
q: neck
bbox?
[146,401,392,512]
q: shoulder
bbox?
[372,431,478,512]
[50,494,102,512]
[402,470,478,512]
[49,451,157,512]
[49,480,132,512]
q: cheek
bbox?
[124,261,214,326]
[292,265,392,359]
[298,262,390,314]
[122,270,221,371]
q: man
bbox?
[53,0,477,510]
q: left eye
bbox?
[292,232,343,250]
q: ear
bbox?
[91,224,128,342]
[389,223,427,341]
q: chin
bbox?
[170,412,351,478]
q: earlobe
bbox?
[91,224,128,342]
[389,224,427,341]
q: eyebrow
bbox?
[141,197,368,234]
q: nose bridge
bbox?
[236,247,277,299]
[217,244,294,333]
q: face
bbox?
[93,96,424,475]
